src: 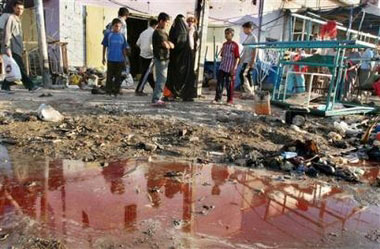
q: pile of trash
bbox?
[65,66,107,89]
[265,140,364,182]
[244,115,380,183]
[50,66,136,94]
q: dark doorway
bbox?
[127,17,148,78]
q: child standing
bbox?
[102,18,129,96]
[214,28,240,104]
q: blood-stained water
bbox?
[0,147,379,248]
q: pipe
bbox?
[291,13,379,40]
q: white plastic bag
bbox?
[122,74,134,88]
[37,104,64,122]
[2,55,21,82]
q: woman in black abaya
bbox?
[166,15,197,101]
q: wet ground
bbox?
[0,145,379,249]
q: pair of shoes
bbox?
[135,92,148,96]
[29,86,42,92]
[152,100,166,107]
[227,100,234,106]
[212,99,222,104]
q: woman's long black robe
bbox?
[166,16,197,100]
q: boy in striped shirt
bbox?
[214,28,240,104]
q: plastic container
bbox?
[254,91,271,115]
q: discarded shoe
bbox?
[305,167,319,178]
[313,162,336,175]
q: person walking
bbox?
[213,28,240,105]
[166,15,197,102]
[151,12,174,106]
[102,18,129,96]
[1,0,39,93]
[239,22,257,98]
[135,18,158,96]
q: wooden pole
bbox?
[195,0,209,97]
[34,0,51,88]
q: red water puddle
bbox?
[0,157,379,248]
[349,160,380,184]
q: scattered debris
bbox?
[365,230,380,243]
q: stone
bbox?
[144,143,158,152]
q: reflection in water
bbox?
[0,146,379,248]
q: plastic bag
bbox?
[121,73,134,89]
[121,65,134,88]
[37,104,64,122]
[2,55,21,82]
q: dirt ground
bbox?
[0,87,341,164]
[0,87,379,249]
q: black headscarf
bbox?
[169,15,189,50]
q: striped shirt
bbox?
[219,41,240,73]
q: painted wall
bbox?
[21,8,38,51]
[59,0,85,67]
[85,5,119,68]
[44,0,60,41]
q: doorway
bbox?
[127,17,148,78]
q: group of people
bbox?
[101,8,258,106]
[0,3,258,104]
[102,10,201,106]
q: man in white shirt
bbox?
[135,19,158,96]
[239,22,257,97]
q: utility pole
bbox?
[346,6,353,40]
[34,0,51,88]
[257,0,264,42]
[195,0,209,97]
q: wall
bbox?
[21,8,38,51]
[44,0,60,41]
[59,0,85,67]
[85,5,119,68]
